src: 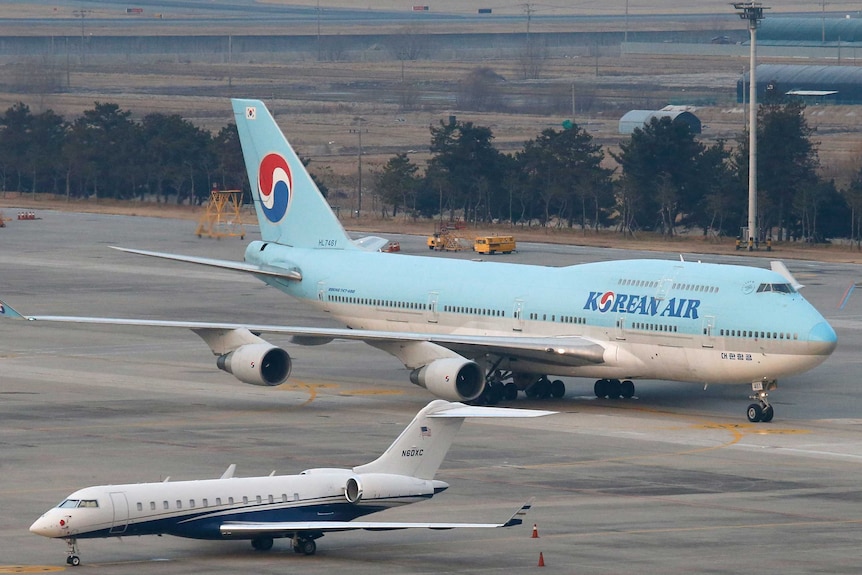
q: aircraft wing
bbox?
[0,300,606,366]
[219,499,533,537]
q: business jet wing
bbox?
[220,499,533,537]
[0,300,606,367]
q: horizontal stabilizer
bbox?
[352,236,391,252]
[428,405,555,419]
[111,246,302,281]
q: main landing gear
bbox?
[473,371,566,405]
[65,537,81,566]
[292,535,317,555]
[746,380,776,423]
[251,536,274,551]
[593,378,636,399]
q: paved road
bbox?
[1,210,861,573]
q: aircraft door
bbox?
[512,300,524,332]
[615,316,627,340]
[702,315,716,348]
[109,492,129,534]
[317,281,329,311]
[426,292,439,323]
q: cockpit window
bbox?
[756,283,796,294]
[57,499,99,509]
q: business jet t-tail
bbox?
[30,400,549,566]
[0,99,837,422]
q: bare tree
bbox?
[456,67,504,112]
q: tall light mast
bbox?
[734,2,768,250]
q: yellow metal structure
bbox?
[195,189,246,239]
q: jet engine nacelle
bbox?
[216,343,291,387]
[409,357,484,402]
[344,473,436,505]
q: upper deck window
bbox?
[756,283,796,294]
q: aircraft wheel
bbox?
[504,382,518,401]
[487,384,503,405]
[746,403,763,423]
[67,555,81,567]
[550,379,565,398]
[620,380,635,399]
[760,405,774,423]
[594,379,607,398]
[535,378,552,399]
[296,538,316,556]
[607,379,622,399]
[252,536,274,551]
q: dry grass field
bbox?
[0,0,861,254]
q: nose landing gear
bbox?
[65,537,80,566]
[746,380,776,423]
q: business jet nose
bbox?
[808,321,838,356]
[29,513,65,538]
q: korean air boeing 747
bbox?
[0,99,837,423]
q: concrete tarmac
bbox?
[1,210,862,573]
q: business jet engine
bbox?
[409,357,484,402]
[216,343,291,387]
[344,473,443,505]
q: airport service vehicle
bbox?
[0,99,837,422]
[31,400,547,566]
[473,235,515,254]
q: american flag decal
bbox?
[420,426,431,438]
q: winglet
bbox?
[502,497,534,528]
[0,300,27,320]
[770,261,805,290]
[220,464,237,480]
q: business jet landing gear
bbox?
[594,378,635,399]
[251,536,274,551]
[293,535,317,555]
[65,537,81,566]
[747,380,776,423]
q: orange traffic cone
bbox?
[531,523,539,538]
[537,552,545,567]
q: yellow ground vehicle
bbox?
[473,235,516,254]
[427,222,468,251]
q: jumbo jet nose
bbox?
[808,321,838,356]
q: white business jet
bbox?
[30,400,550,566]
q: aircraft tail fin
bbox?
[231,98,356,250]
[353,400,553,481]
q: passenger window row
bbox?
[719,329,798,340]
[138,493,298,512]
[329,294,428,311]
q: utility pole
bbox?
[734,2,769,251]
[72,6,90,66]
[350,117,366,216]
